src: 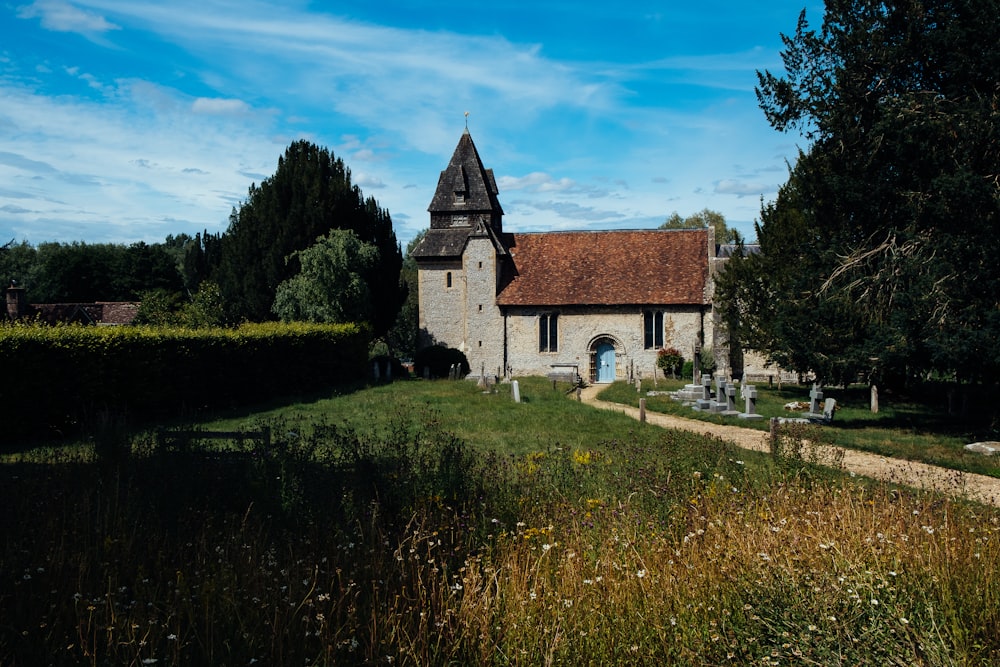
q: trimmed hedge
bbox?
[1,322,370,443]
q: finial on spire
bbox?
[464,111,470,130]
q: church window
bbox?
[644,311,664,349]
[539,314,558,352]
[455,191,465,204]
[446,272,453,288]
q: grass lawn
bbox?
[2,376,999,665]
[599,377,1000,478]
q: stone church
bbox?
[412,129,725,383]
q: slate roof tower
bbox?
[411,129,510,378]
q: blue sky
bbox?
[1,0,823,250]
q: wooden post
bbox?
[639,398,646,423]
[769,417,779,459]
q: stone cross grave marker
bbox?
[809,384,824,414]
[739,385,763,419]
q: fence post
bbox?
[769,417,779,459]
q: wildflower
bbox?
[583,579,594,585]
[167,634,177,641]
[900,617,909,625]
[636,569,647,579]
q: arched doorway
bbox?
[590,337,618,383]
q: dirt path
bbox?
[578,385,1000,508]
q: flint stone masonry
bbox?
[412,129,721,386]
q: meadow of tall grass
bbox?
[2,378,998,665]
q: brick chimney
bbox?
[5,281,26,320]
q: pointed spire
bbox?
[428,128,504,233]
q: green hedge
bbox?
[1,322,370,443]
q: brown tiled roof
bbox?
[27,302,139,325]
[497,229,708,306]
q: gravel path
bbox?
[578,384,1000,508]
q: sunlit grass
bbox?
[599,379,1000,477]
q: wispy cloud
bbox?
[714,179,778,197]
[17,0,120,34]
[3,0,805,245]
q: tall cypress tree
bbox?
[214,141,404,335]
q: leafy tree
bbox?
[214,141,404,333]
[181,281,226,327]
[133,289,184,326]
[725,0,1000,386]
[385,229,425,358]
[0,240,36,290]
[660,209,741,243]
[272,229,380,325]
[180,231,223,295]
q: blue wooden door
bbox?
[596,343,616,383]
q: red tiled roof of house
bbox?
[497,229,709,306]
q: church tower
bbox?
[411,129,509,379]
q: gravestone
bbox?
[373,361,381,381]
[809,384,824,414]
[738,385,764,420]
[709,374,728,413]
[693,373,713,411]
[721,384,740,416]
[512,380,521,403]
[692,342,701,384]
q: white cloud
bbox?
[17,0,120,34]
[714,179,777,197]
[191,97,250,115]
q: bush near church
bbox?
[656,347,684,379]
[414,345,470,379]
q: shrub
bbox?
[656,347,683,378]
[414,345,470,379]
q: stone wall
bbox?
[461,236,506,377]
[417,259,464,350]
[503,305,711,381]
